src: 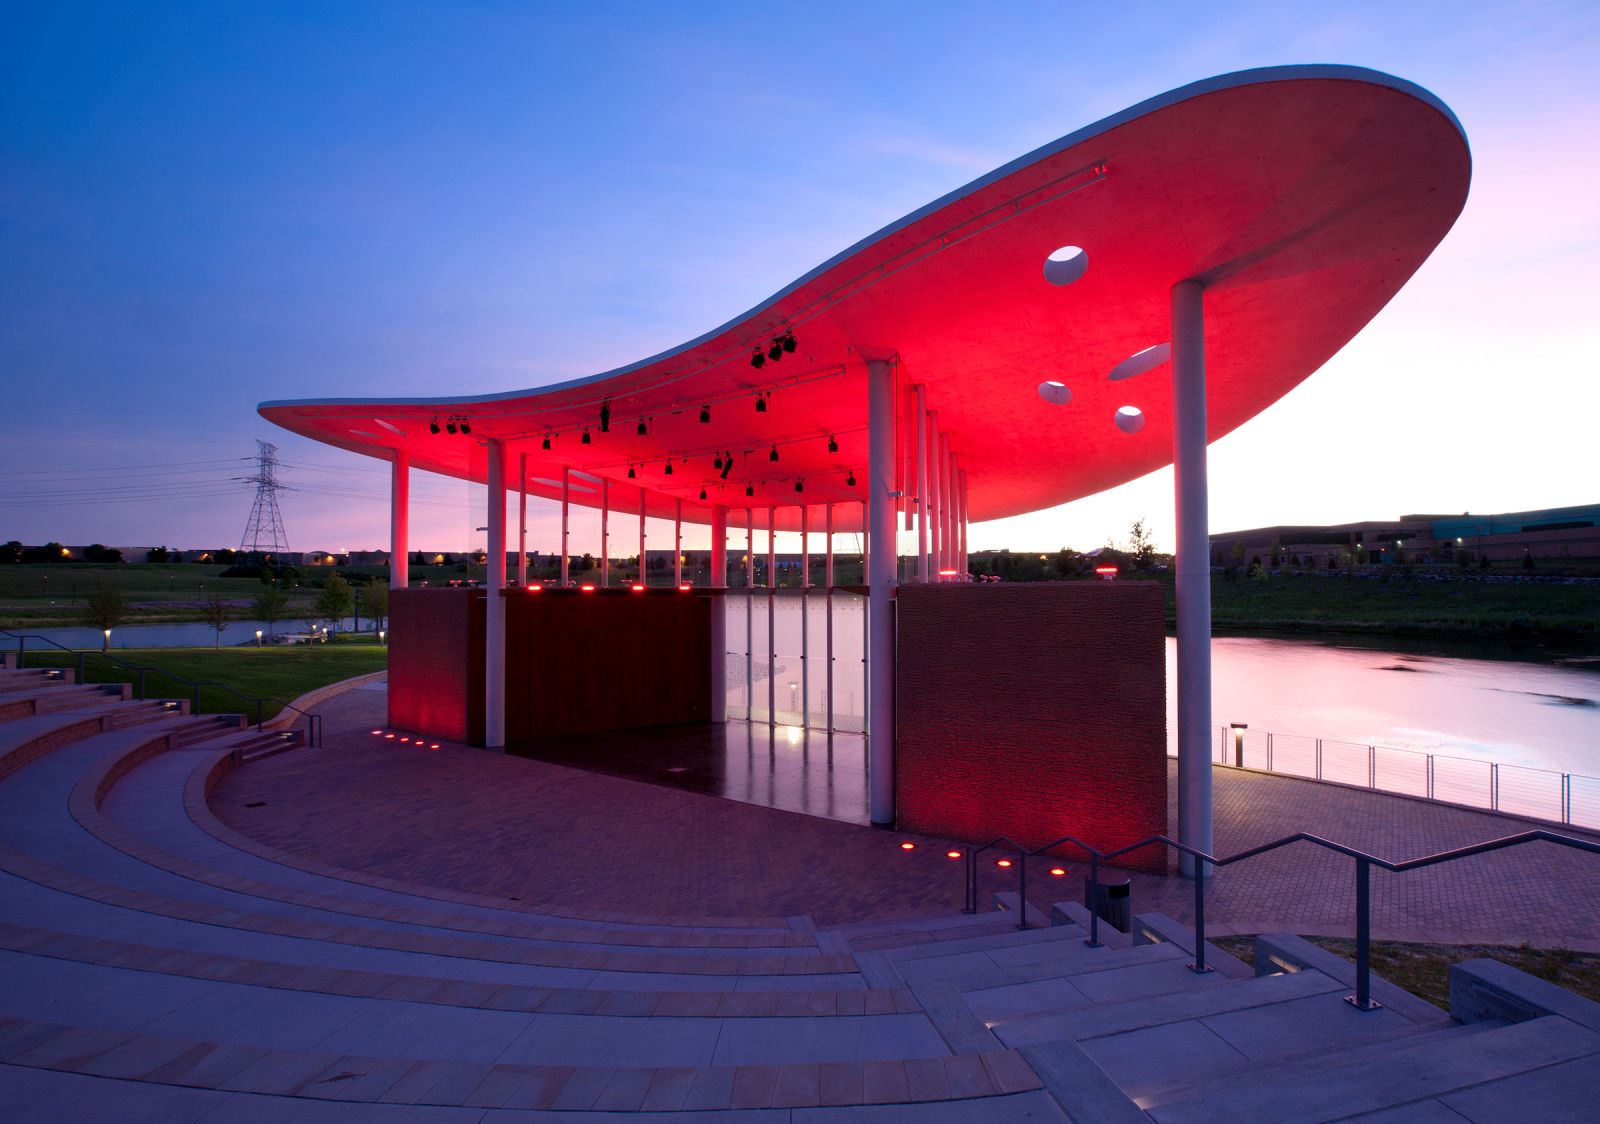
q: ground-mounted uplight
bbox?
[995,858,1013,869]
[1109,342,1171,381]
[527,584,543,593]
[1043,245,1089,286]
[400,737,411,743]
[678,583,692,591]
[580,584,596,592]
[371,729,383,736]
[385,733,396,740]
[946,850,963,860]
[899,841,916,851]
[1114,405,1146,434]
[429,743,441,751]
[631,584,645,593]
[1037,380,1073,405]
[1049,867,1067,877]
[1095,565,1119,581]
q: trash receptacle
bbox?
[1084,876,1132,932]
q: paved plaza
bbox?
[235,681,1600,950]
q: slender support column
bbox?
[638,485,647,586]
[485,439,508,749]
[915,386,929,583]
[674,499,683,586]
[959,467,970,578]
[390,450,409,590]
[600,478,610,587]
[1173,278,1214,877]
[929,413,942,577]
[825,503,834,732]
[867,358,896,825]
[560,467,571,586]
[938,434,953,576]
[517,454,528,589]
[767,505,776,726]
[746,509,755,718]
[711,505,728,587]
[800,505,809,728]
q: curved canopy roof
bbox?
[261,64,1470,533]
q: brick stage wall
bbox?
[504,589,713,739]
[388,588,485,746]
[895,583,1167,873]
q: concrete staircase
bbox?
[0,666,1596,1120]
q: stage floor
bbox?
[508,720,871,826]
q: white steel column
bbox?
[800,505,809,728]
[926,412,941,579]
[638,486,647,586]
[517,453,527,589]
[485,439,508,749]
[600,479,610,587]
[560,467,571,586]
[390,450,409,590]
[959,467,970,578]
[711,505,728,587]
[939,434,953,577]
[915,386,929,583]
[825,503,834,732]
[746,509,755,720]
[674,499,683,586]
[1173,278,1214,877]
[767,505,776,726]
[866,358,896,825]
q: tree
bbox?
[80,587,126,649]
[362,582,389,632]
[252,586,290,636]
[84,543,123,563]
[0,541,21,564]
[146,545,170,563]
[313,573,354,634]
[200,596,232,649]
[1128,519,1157,570]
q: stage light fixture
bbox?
[713,454,723,470]
[429,417,440,435]
[720,454,733,480]
[637,418,648,436]
[699,488,707,500]
[599,401,611,433]
[755,392,767,413]
[664,460,673,475]
[769,445,779,462]
[751,349,766,369]
[794,479,804,494]
[782,329,797,353]
[627,465,636,479]
[446,419,458,435]
[745,483,755,497]
[699,404,711,424]
[581,429,591,445]
[460,419,471,434]
[541,434,551,450]
[846,470,857,487]
[768,339,783,362]
[827,435,838,453]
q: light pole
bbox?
[102,628,111,652]
[255,630,263,648]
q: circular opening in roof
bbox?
[1109,343,1171,382]
[1114,406,1145,434]
[1037,381,1073,405]
[1042,245,1088,286]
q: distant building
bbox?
[1210,503,1600,566]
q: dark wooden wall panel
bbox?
[388,588,485,745]
[895,583,1168,873]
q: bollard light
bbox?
[255,630,263,647]
[378,630,386,645]
[1231,722,1248,768]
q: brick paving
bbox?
[228,683,1600,946]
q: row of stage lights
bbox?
[751,329,797,369]
[429,415,471,435]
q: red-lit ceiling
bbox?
[260,65,1470,533]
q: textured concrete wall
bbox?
[895,582,1168,873]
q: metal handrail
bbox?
[960,825,1600,1008]
[2,630,323,748]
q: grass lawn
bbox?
[1213,935,1600,1010]
[17,639,387,722]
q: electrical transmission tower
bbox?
[238,440,292,556]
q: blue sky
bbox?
[3,2,1597,555]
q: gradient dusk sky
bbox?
[3,2,1596,558]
